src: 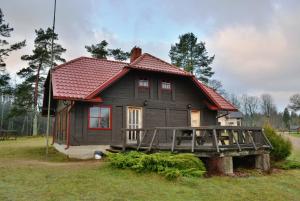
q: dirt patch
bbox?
[283,134,300,150]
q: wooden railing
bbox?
[120,126,272,154]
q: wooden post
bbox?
[247,131,257,150]
[122,130,126,151]
[228,130,234,145]
[137,129,147,150]
[238,130,244,144]
[261,129,273,149]
[148,129,157,151]
[231,130,241,151]
[136,129,140,146]
[191,129,196,152]
[212,129,220,153]
[171,129,176,152]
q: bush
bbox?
[274,160,300,170]
[264,126,292,161]
[107,151,206,179]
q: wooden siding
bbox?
[65,70,217,145]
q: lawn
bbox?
[0,137,300,201]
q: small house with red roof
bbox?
[42,47,272,173]
[43,47,236,148]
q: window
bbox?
[161,81,171,90]
[138,78,149,88]
[88,106,111,130]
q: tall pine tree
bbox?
[0,8,25,68]
[282,107,290,129]
[85,40,130,61]
[169,33,214,84]
[17,28,66,135]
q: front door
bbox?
[191,110,201,136]
[127,107,142,143]
[190,110,201,127]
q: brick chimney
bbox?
[130,47,142,63]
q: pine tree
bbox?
[17,28,66,136]
[85,40,130,61]
[169,33,214,83]
[85,40,109,59]
[109,48,130,61]
[0,8,25,68]
[282,107,290,129]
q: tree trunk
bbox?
[32,63,42,136]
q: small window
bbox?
[161,81,171,90]
[88,106,111,130]
[138,78,149,88]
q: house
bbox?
[218,111,243,126]
[42,47,272,173]
[290,125,300,133]
[42,47,236,148]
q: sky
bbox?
[1,0,300,111]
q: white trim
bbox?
[126,106,143,143]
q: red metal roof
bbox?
[192,77,237,111]
[129,53,192,76]
[52,57,127,100]
[49,54,237,111]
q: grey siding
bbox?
[67,70,217,145]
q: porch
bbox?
[111,126,272,156]
[109,126,273,174]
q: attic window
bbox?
[138,78,149,88]
[161,81,171,90]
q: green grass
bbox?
[0,137,72,162]
[0,137,300,201]
[290,133,300,137]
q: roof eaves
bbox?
[191,76,237,111]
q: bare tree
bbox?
[260,94,276,116]
[207,79,226,96]
[241,94,259,126]
[226,93,241,109]
[289,94,300,111]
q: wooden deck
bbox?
[109,126,272,157]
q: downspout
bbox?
[65,101,75,150]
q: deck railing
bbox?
[120,126,272,155]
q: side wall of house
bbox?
[69,70,218,145]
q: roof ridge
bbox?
[129,53,146,65]
[81,56,129,65]
[52,57,85,71]
[53,56,129,71]
[142,53,192,75]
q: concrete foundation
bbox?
[207,156,233,175]
[255,153,270,171]
[54,143,110,159]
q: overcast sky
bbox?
[1,0,299,111]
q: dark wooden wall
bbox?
[68,70,217,145]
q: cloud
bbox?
[205,4,300,109]
[1,0,300,110]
